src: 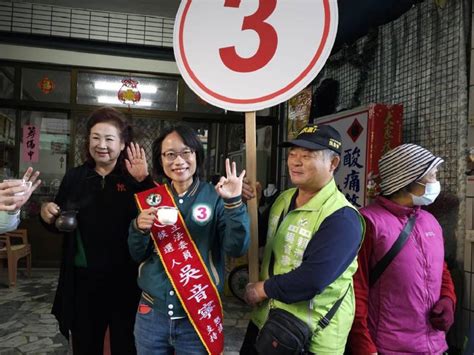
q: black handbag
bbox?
[255,247,350,355]
[255,308,311,355]
[255,285,350,355]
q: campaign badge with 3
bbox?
[192,204,212,225]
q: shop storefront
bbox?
[0,61,279,266]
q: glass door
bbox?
[18,110,71,267]
[19,110,71,219]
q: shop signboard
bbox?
[316,104,403,207]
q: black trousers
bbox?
[71,267,140,355]
[240,321,259,355]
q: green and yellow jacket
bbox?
[252,179,364,354]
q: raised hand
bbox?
[17,167,41,209]
[215,159,245,199]
[0,180,26,211]
[125,142,149,182]
[0,167,41,211]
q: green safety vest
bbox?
[251,179,364,354]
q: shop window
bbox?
[21,68,71,103]
[227,124,245,153]
[76,72,178,111]
[19,111,70,219]
[0,67,15,99]
[224,123,272,187]
[256,107,272,117]
[180,80,273,115]
[181,83,224,114]
[0,108,16,178]
[181,120,211,180]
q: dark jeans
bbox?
[134,301,206,355]
[71,267,140,355]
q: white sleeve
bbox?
[0,211,20,234]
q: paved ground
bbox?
[0,269,251,354]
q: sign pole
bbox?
[245,111,259,283]
[175,0,339,296]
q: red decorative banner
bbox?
[22,125,40,163]
[135,185,224,355]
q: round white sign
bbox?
[174,0,338,112]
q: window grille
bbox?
[0,1,174,47]
[317,0,466,195]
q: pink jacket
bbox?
[353,197,451,354]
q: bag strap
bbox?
[317,284,350,330]
[268,211,285,277]
[369,214,417,288]
[268,209,350,331]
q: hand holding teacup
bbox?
[156,206,178,225]
[136,206,179,233]
[0,180,27,211]
[0,167,41,211]
[3,179,32,197]
[136,208,158,232]
[16,167,41,207]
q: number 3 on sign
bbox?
[220,0,278,73]
[174,0,338,112]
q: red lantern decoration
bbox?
[37,75,55,94]
[117,79,141,106]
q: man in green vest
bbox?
[240,124,364,355]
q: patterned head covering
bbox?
[379,143,443,196]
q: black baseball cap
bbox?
[281,124,342,154]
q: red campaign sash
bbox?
[135,184,224,355]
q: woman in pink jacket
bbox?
[349,144,456,354]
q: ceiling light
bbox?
[94,81,158,94]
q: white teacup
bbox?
[156,206,178,225]
[4,179,32,196]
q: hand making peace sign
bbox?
[215,158,246,199]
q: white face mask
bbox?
[411,181,441,205]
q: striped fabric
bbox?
[379,144,444,196]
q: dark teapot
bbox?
[55,210,78,232]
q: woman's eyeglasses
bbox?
[162,149,194,162]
